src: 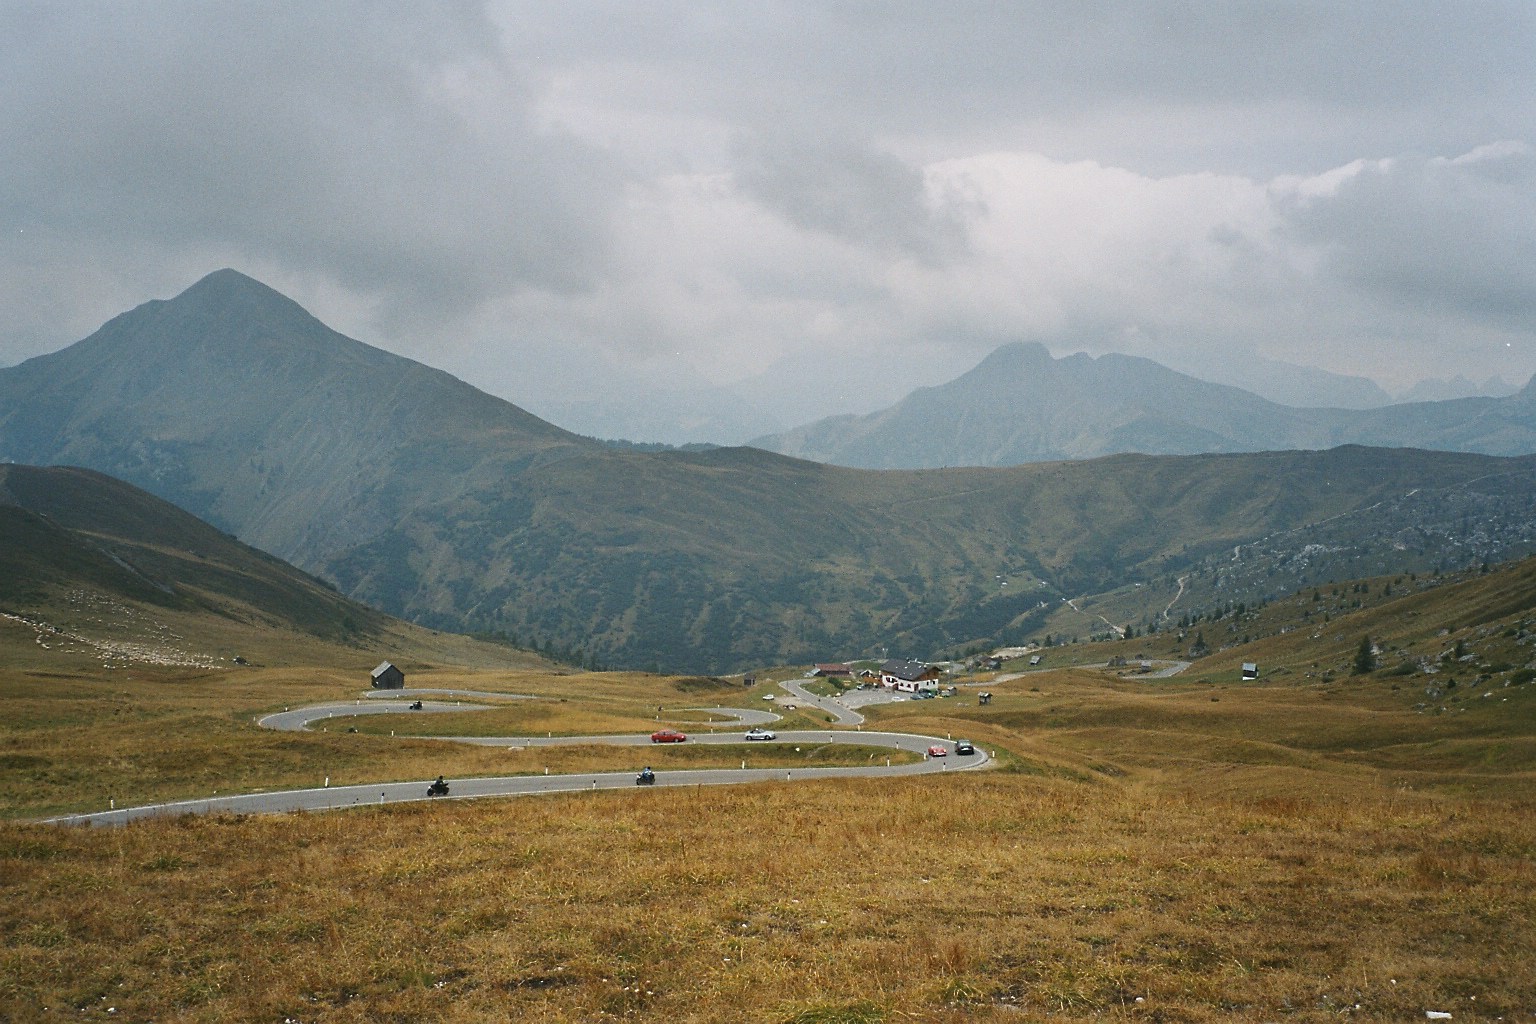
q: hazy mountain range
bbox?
[1166,355,1516,409]
[748,341,1536,469]
[4,270,1536,672]
[524,348,1523,447]
[1172,353,1395,409]
[1396,374,1523,404]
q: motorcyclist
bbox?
[428,775,449,795]
[638,766,655,784]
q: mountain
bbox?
[1171,353,1394,409]
[749,343,1303,468]
[749,341,1536,469]
[6,272,1536,673]
[1397,374,1522,404]
[0,269,594,566]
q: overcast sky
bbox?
[4,1,1535,440]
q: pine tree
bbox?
[1353,635,1376,675]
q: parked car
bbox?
[955,740,975,755]
[927,744,948,757]
[745,727,777,741]
[650,729,687,743]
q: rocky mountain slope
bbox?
[0,270,594,566]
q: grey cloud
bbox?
[1279,145,1536,329]
[2,1,1535,437]
[732,130,968,262]
[1,1,621,333]
[520,1,1536,175]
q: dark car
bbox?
[955,740,976,755]
[650,729,687,743]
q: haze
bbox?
[3,1,1534,442]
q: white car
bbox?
[745,727,777,741]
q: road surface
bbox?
[43,682,987,827]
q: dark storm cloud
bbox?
[1,1,620,335]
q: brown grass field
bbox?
[2,563,1535,1022]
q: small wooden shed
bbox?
[371,661,405,689]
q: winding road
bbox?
[44,680,988,827]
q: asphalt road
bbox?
[776,677,866,724]
[43,684,988,827]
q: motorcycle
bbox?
[409,700,424,710]
[635,771,656,786]
[426,778,450,797]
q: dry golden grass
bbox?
[0,662,845,818]
[3,775,1532,1023]
[5,620,1536,1021]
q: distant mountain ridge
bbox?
[748,341,1536,469]
[1172,353,1395,409]
[1396,374,1521,404]
[6,271,1536,672]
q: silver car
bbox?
[745,727,777,741]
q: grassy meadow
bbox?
[3,562,1535,1021]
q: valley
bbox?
[6,273,1536,672]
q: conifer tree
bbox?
[1353,635,1376,675]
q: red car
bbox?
[650,729,687,743]
[927,744,948,757]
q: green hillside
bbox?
[1018,550,1536,702]
[0,464,549,672]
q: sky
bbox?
[3,1,1535,442]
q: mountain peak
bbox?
[167,268,323,331]
[190,267,261,288]
[972,341,1052,372]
